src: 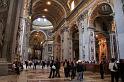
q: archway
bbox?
[29,31,46,60]
[90,3,118,63]
[70,24,79,61]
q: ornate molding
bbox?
[0,0,9,12]
[77,10,88,22]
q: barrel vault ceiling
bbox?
[32,0,70,27]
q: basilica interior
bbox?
[0,0,124,81]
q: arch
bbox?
[88,2,114,27]
[69,24,79,61]
[30,30,48,40]
[32,13,57,27]
[32,0,67,17]
[88,2,119,63]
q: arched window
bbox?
[68,0,75,11]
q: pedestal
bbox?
[0,58,8,76]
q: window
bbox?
[71,1,75,11]
[68,0,75,11]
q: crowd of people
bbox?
[48,59,84,81]
[100,58,124,82]
[11,58,124,82]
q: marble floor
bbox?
[0,66,120,82]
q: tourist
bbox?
[76,60,84,81]
[55,59,60,77]
[49,60,56,78]
[99,61,105,79]
[109,58,119,82]
[119,59,124,82]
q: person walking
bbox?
[109,58,119,82]
[76,60,84,81]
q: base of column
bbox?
[0,58,8,76]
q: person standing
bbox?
[25,60,28,69]
[15,61,20,75]
[55,59,60,77]
[63,59,69,78]
[76,60,84,81]
[99,61,105,79]
[109,58,119,82]
[70,61,76,80]
[49,60,56,78]
[119,59,124,82]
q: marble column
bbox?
[109,31,120,61]
[11,0,24,62]
[0,0,19,75]
[87,27,96,62]
[77,11,92,62]
[114,0,124,60]
[68,30,73,60]
[2,0,19,61]
[78,23,84,60]
[63,28,70,60]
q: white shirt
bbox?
[109,62,118,72]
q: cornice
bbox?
[66,0,93,22]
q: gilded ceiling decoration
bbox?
[29,31,46,48]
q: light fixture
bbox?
[28,16,31,19]
[96,35,98,38]
[46,1,51,5]
[42,15,45,18]
[43,18,47,22]
[44,8,48,12]
[37,18,41,21]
